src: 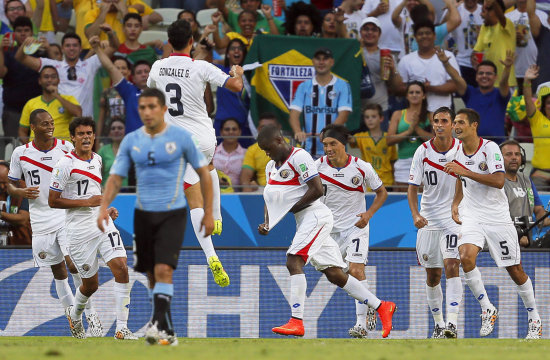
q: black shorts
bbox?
[133,207,187,273]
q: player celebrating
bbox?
[257,124,396,339]
[444,109,542,339]
[49,117,137,341]
[147,20,243,287]
[98,89,214,346]
[7,109,103,337]
[408,107,463,339]
[316,124,388,338]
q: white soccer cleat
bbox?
[158,330,178,346]
[144,321,160,345]
[65,306,86,339]
[86,313,103,337]
[525,319,542,340]
[431,324,445,339]
[114,326,139,340]
[366,307,377,331]
[480,306,498,337]
[348,324,368,339]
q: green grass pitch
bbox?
[1,337,550,360]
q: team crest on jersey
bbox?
[382,148,387,154]
[165,142,177,154]
[351,175,361,186]
[38,251,46,259]
[58,107,65,114]
[52,182,59,188]
[478,161,488,171]
[328,90,337,100]
[280,169,290,178]
[422,254,429,261]
[82,264,90,271]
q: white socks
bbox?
[355,280,369,327]
[290,274,306,319]
[517,277,540,321]
[54,278,74,309]
[446,277,463,325]
[71,288,89,320]
[343,275,381,309]
[210,169,222,221]
[426,283,445,327]
[464,267,492,310]
[114,282,131,331]
[190,208,217,259]
[71,272,96,315]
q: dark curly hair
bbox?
[284,1,322,36]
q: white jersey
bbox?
[409,138,461,226]
[452,138,512,224]
[147,54,230,141]
[362,0,405,53]
[316,155,382,233]
[451,3,483,68]
[264,147,325,229]
[343,10,366,39]
[8,139,74,235]
[50,152,112,241]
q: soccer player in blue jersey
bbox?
[289,47,352,158]
[97,88,214,346]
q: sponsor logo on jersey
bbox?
[52,182,59,188]
[496,164,502,169]
[333,173,344,178]
[299,164,307,172]
[41,157,52,161]
[279,169,290,178]
[501,256,511,260]
[268,62,314,109]
[439,158,446,162]
[478,161,488,171]
[132,146,141,153]
[351,175,361,186]
[165,142,177,154]
[495,153,501,161]
[409,175,414,180]
[88,166,95,170]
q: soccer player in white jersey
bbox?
[7,109,102,337]
[444,108,542,339]
[256,124,396,338]
[147,20,244,287]
[408,107,463,339]
[316,124,388,338]
[48,117,138,341]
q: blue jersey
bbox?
[110,124,207,212]
[290,76,352,157]
[115,79,142,134]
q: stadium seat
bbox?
[196,8,217,27]
[139,30,168,44]
[4,142,14,161]
[520,142,534,162]
[154,8,184,27]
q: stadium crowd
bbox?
[0,0,549,195]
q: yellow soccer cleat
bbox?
[212,220,223,235]
[208,255,230,287]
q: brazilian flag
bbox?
[244,35,362,131]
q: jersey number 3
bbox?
[166,83,184,116]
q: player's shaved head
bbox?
[257,124,283,144]
[29,109,50,126]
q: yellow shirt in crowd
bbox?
[353,131,397,187]
[529,110,550,170]
[20,95,80,141]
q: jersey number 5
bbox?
[166,83,184,116]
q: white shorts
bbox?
[394,158,413,183]
[416,222,460,268]
[459,222,520,268]
[184,138,216,186]
[32,228,69,267]
[68,227,126,278]
[288,206,346,271]
[332,225,369,265]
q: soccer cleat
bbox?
[525,319,542,340]
[348,324,368,338]
[158,331,178,346]
[377,301,396,338]
[212,220,223,235]
[208,256,230,287]
[431,324,445,339]
[144,321,160,345]
[444,323,458,339]
[479,306,498,337]
[366,307,377,331]
[86,313,103,337]
[272,318,305,337]
[114,326,139,340]
[65,306,86,339]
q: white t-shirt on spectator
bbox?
[344,10,367,39]
[362,0,405,53]
[449,3,483,68]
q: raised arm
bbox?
[436,47,466,96]
[526,0,542,38]
[261,4,280,35]
[89,36,123,85]
[84,2,111,39]
[391,0,406,28]
[224,65,244,92]
[523,65,539,118]
[31,0,45,31]
[216,0,230,21]
[15,38,42,72]
[211,11,230,49]
[498,50,514,98]
[443,0,462,33]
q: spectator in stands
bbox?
[362,0,404,55]
[448,0,483,87]
[341,0,366,39]
[98,119,128,187]
[213,8,275,50]
[90,35,149,134]
[263,0,311,23]
[349,104,397,189]
[523,66,550,191]
[16,33,103,118]
[3,0,41,30]
[397,19,459,112]
[408,0,461,52]
[437,48,513,143]
[473,0,516,86]
[29,0,56,43]
[289,47,352,159]
[391,0,435,55]
[321,8,347,38]
[284,1,322,36]
[0,16,43,139]
[505,0,548,88]
[240,113,280,192]
[178,9,202,45]
[359,17,403,126]
[386,81,432,191]
[55,0,73,32]
[117,13,159,66]
[97,56,130,138]
[217,0,284,34]
[0,161,31,246]
[160,0,207,13]
[213,118,247,190]
[19,65,82,143]
[47,43,62,60]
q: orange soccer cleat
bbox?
[377,301,397,338]
[272,318,305,337]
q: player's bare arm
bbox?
[48,190,102,209]
[14,37,42,72]
[196,165,215,236]
[224,65,244,92]
[451,178,463,225]
[98,174,124,232]
[288,176,323,214]
[355,185,388,229]
[407,184,429,229]
[258,206,269,235]
[444,162,505,189]
[7,180,39,199]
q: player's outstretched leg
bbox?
[69,264,102,337]
[445,276,462,338]
[426,283,445,339]
[463,267,498,337]
[272,273,306,336]
[209,168,223,235]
